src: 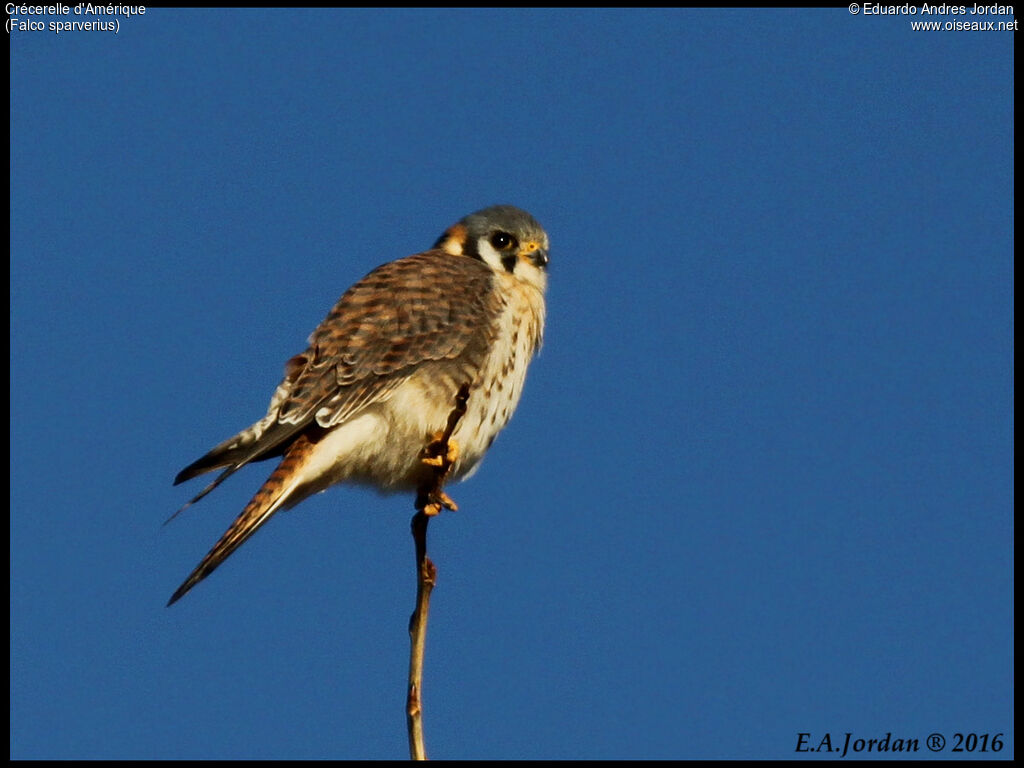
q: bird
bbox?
[167,205,549,605]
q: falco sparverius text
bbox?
[168,205,549,605]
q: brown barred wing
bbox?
[277,251,501,428]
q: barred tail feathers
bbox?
[167,433,319,606]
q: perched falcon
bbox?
[168,205,549,605]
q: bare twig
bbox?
[407,384,470,761]
[406,512,435,761]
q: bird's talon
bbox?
[421,435,460,471]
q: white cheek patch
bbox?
[476,237,508,272]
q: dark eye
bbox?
[490,231,517,250]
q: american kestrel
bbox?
[168,205,549,605]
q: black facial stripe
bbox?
[501,253,517,273]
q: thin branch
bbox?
[407,384,470,761]
[406,512,435,761]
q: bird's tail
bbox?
[167,433,319,606]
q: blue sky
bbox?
[11,8,1013,760]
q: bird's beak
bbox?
[519,242,549,269]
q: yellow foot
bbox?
[422,491,458,516]
[436,490,458,511]
[418,431,460,515]
[421,435,460,469]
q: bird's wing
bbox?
[174,251,501,484]
[171,353,309,489]
[277,250,502,427]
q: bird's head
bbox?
[435,205,549,291]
